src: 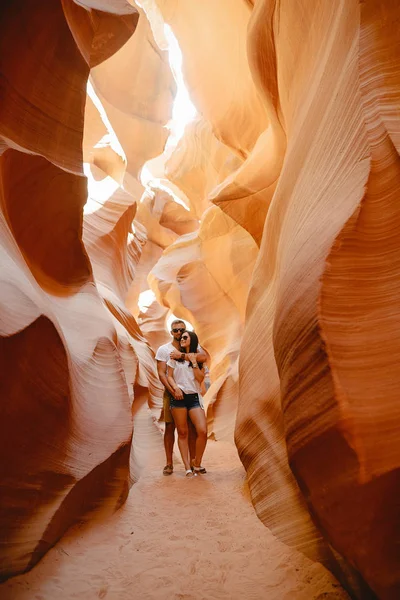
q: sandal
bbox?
[163,464,173,476]
[193,465,207,474]
[185,469,197,478]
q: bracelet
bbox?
[192,362,198,369]
[181,352,185,360]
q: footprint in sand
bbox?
[217,540,230,552]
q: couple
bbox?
[156,320,209,478]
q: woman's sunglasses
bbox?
[172,327,185,333]
[181,335,189,340]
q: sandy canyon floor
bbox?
[1,441,348,600]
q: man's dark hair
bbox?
[171,319,185,329]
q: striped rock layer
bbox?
[0,0,399,598]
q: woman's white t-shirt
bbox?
[167,358,202,395]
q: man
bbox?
[156,319,208,475]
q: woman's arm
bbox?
[191,361,205,384]
[167,365,184,400]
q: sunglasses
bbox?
[172,328,185,333]
[181,335,189,340]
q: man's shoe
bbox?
[163,464,173,476]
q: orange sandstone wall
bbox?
[1,0,399,596]
[138,0,400,597]
[234,1,400,599]
[0,0,162,581]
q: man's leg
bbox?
[162,390,175,475]
[164,422,175,471]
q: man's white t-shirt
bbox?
[155,342,176,363]
[167,359,202,395]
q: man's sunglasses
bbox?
[172,327,185,333]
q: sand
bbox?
[0,440,349,600]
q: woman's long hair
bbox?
[179,331,203,369]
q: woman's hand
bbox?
[173,387,184,400]
[187,353,197,364]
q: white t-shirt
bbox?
[155,342,176,363]
[155,342,203,363]
[167,358,202,394]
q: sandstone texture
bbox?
[0,0,399,598]
[135,1,400,598]
[0,0,161,580]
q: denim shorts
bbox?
[170,392,201,411]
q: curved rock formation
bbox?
[139,0,400,597]
[0,0,88,173]
[1,0,399,597]
[62,0,138,68]
[0,0,163,581]
[0,148,134,580]
[89,6,175,180]
[235,1,400,598]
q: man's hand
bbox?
[173,387,184,400]
[170,349,183,360]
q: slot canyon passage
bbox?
[0,0,399,599]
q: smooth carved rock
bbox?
[0,0,88,174]
[63,0,139,68]
[165,117,243,220]
[73,0,136,14]
[81,164,164,431]
[1,150,91,294]
[0,0,162,581]
[143,0,268,157]
[142,0,272,244]
[0,192,134,579]
[209,0,286,245]
[89,9,175,180]
[236,1,400,598]
[83,166,140,298]
[1,0,399,596]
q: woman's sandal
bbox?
[163,464,173,476]
[193,465,207,474]
[185,469,197,478]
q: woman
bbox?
[167,331,208,477]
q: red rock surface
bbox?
[0,0,160,581]
[1,0,399,597]
[235,1,400,598]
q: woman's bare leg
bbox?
[188,417,197,464]
[188,407,207,467]
[171,408,191,471]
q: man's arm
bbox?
[169,349,209,363]
[157,360,176,395]
[197,348,210,364]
